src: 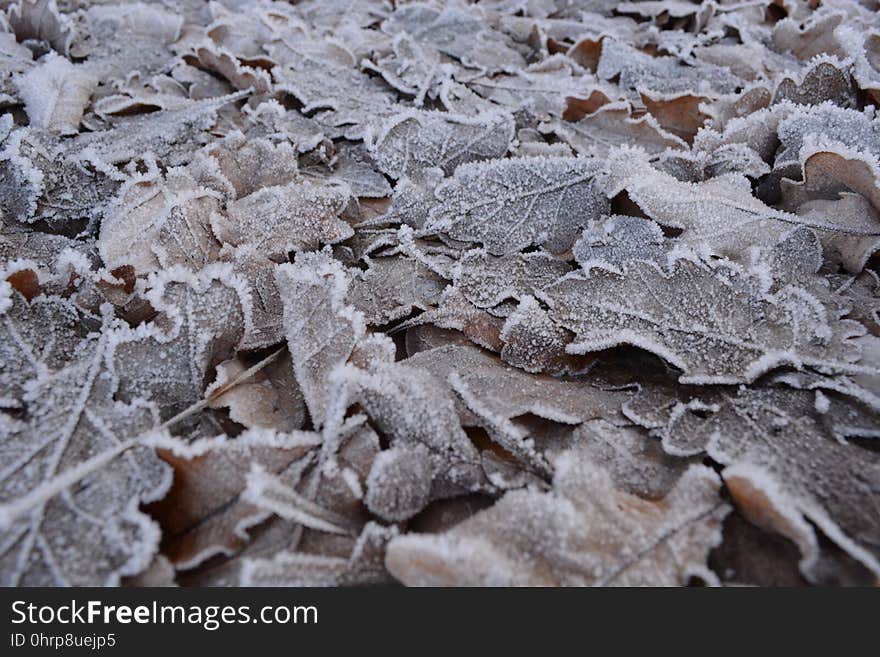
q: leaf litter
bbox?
[1,0,879,588]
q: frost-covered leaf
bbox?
[91,75,197,119]
[695,101,794,163]
[151,429,321,570]
[403,344,629,472]
[364,444,435,522]
[0,127,119,225]
[597,39,741,97]
[572,420,694,500]
[292,0,388,34]
[573,215,665,274]
[98,167,221,272]
[3,0,879,590]
[793,143,880,217]
[771,9,847,61]
[303,143,392,199]
[540,101,686,158]
[71,3,182,80]
[639,91,710,143]
[270,39,398,140]
[386,457,728,586]
[227,254,284,351]
[773,57,858,108]
[832,270,880,335]
[453,250,570,309]
[347,256,447,325]
[15,53,96,135]
[190,43,272,93]
[658,385,880,578]
[542,256,867,384]
[382,3,526,73]
[468,56,598,119]
[406,344,627,430]
[0,299,171,585]
[498,295,578,374]
[0,289,87,408]
[0,32,34,103]
[512,127,574,158]
[212,179,353,259]
[8,0,75,55]
[109,265,248,420]
[154,195,223,272]
[374,173,441,229]
[275,252,364,428]
[366,108,514,182]
[199,132,301,200]
[362,33,449,105]
[657,141,771,182]
[242,465,358,536]
[775,104,880,172]
[791,194,880,274]
[239,100,326,155]
[773,106,880,235]
[335,361,486,501]
[240,522,395,587]
[74,93,248,170]
[413,287,506,352]
[206,354,307,433]
[606,146,880,267]
[179,419,385,585]
[840,27,880,104]
[614,1,708,21]
[426,157,608,255]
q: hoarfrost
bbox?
[2,0,878,588]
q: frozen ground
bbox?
[1,0,879,586]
